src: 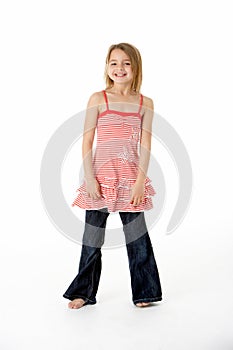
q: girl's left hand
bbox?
[130,181,145,206]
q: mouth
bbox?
[114,72,127,77]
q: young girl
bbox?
[63,43,162,309]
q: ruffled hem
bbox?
[71,175,156,212]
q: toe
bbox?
[142,302,150,306]
[68,301,74,308]
[136,302,151,307]
[68,299,85,309]
[136,302,143,307]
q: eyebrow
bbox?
[109,59,131,62]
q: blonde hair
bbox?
[104,43,142,93]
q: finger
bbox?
[132,198,142,206]
[93,192,101,200]
[130,194,136,202]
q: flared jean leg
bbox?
[63,208,110,305]
[119,211,162,305]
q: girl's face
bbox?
[107,49,133,86]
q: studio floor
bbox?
[1,218,232,350]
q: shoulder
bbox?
[87,91,105,107]
[141,95,154,111]
[141,95,154,132]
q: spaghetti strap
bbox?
[102,90,109,110]
[138,94,143,114]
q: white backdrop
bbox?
[1,1,233,349]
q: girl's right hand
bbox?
[85,178,102,200]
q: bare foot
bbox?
[136,302,151,307]
[68,298,86,309]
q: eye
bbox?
[125,62,131,65]
[110,63,117,66]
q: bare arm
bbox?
[136,96,154,183]
[82,92,99,180]
[82,92,102,200]
[130,96,154,206]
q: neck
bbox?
[108,83,134,96]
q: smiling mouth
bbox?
[114,73,127,77]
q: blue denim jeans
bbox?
[63,208,162,305]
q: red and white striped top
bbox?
[72,90,156,212]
